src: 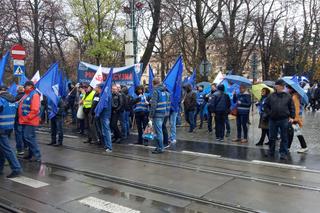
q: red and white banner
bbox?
[90,65,103,88]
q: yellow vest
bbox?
[82,91,96,108]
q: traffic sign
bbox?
[13,65,25,76]
[11,44,26,60]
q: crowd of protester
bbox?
[1,77,319,178]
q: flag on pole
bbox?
[35,63,60,119]
[95,68,113,117]
[31,70,41,84]
[19,74,29,86]
[0,51,10,85]
[128,69,140,96]
[213,71,224,85]
[164,55,183,112]
[90,65,104,88]
[8,83,17,96]
[187,68,196,88]
[148,64,154,93]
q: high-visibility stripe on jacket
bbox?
[134,95,149,113]
[155,89,170,117]
[0,98,16,130]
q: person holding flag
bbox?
[14,86,26,156]
[18,81,41,162]
[95,69,113,152]
[82,85,97,144]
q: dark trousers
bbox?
[269,119,289,156]
[51,116,64,144]
[208,113,213,132]
[185,110,195,131]
[162,117,169,146]
[236,114,249,139]
[195,105,205,127]
[258,129,269,143]
[135,113,148,144]
[22,125,41,160]
[94,117,103,142]
[84,112,97,141]
[111,112,121,140]
[215,112,225,139]
[225,114,230,133]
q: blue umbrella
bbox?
[224,75,252,87]
[282,78,309,105]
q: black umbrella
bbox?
[263,80,275,88]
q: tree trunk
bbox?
[139,0,161,73]
[32,0,40,74]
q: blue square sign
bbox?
[13,65,25,76]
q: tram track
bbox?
[45,162,259,213]
[0,202,25,213]
[36,135,320,194]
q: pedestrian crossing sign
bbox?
[13,65,25,76]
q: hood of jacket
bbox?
[0,91,16,103]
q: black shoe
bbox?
[53,143,62,147]
[47,142,56,146]
[265,142,270,145]
[83,139,91,144]
[7,171,21,178]
[113,138,121,144]
[134,142,143,145]
[77,131,84,134]
[152,149,164,154]
[265,153,275,158]
[256,142,263,146]
[23,156,31,160]
[280,154,288,160]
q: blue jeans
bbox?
[185,110,196,131]
[194,104,205,127]
[236,114,249,139]
[22,125,41,160]
[51,116,64,144]
[153,117,164,151]
[176,107,182,126]
[0,132,22,173]
[100,110,112,150]
[170,112,178,141]
[269,119,289,156]
[14,122,25,152]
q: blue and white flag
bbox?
[148,64,154,93]
[95,68,113,117]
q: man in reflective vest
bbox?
[149,78,170,154]
[0,85,22,178]
[132,85,149,145]
[81,85,97,143]
[18,81,41,162]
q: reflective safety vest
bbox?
[134,95,149,113]
[155,89,170,117]
[22,90,37,116]
[196,91,205,105]
[82,91,96,109]
[0,98,17,130]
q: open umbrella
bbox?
[197,81,211,94]
[252,83,274,100]
[282,78,309,105]
[262,80,275,88]
[224,75,252,87]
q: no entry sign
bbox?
[11,44,26,60]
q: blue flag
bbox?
[8,83,17,97]
[148,64,154,93]
[95,68,113,117]
[187,68,196,88]
[19,75,29,86]
[128,69,141,96]
[0,51,10,85]
[58,71,68,98]
[36,63,60,119]
[164,55,183,112]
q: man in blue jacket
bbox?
[0,85,22,178]
[208,84,231,142]
[149,78,170,154]
[232,85,252,143]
